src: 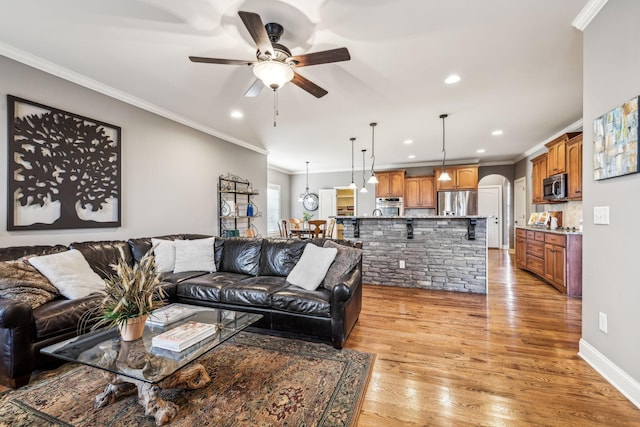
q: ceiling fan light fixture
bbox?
[253,60,294,90]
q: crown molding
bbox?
[572,0,608,31]
[0,42,269,156]
[513,118,584,163]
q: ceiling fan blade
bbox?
[290,47,351,67]
[238,11,274,58]
[244,79,264,97]
[189,56,255,66]
[291,72,328,98]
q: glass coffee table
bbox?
[41,305,261,425]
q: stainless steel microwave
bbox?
[543,173,567,201]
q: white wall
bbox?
[580,0,640,407]
[0,55,267,246]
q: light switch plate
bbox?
[594,206,610,225]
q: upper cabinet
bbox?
[375,170,405,197]
[545,132,581,176]
[434,165,478,191]
[531,153,548,204]
[567,133,583,200]
[405,176,435,208]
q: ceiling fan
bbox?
[189,11,351,98]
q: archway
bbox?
[478,174,513,250]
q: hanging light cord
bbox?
[350,137,356,184]
[305,161,309,194]
[370,122,377,175]
[361,149,367,186]
[440,114,448,170]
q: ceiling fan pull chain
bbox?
[273,89,278,127]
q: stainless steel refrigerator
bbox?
[437,191,478,216]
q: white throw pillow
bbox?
[173,237,216,273]
[28,249,105,300]
[151,238,177,273]
[286,244,338,291]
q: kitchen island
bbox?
[335,216,487,293]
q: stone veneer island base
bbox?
[336,216,487,294]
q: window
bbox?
[267,184,281,237]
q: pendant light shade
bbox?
[348,137,358,189]
[367,122,379,184]
[360,149,368,193]
[438,114,452,182]
[299,161,310,202]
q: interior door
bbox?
[318,189,337,238]
[514,177,526,228]
[478,186,502,248]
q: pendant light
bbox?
[360,149,368,193]
[298,161,310,202]
[348,137,358,189]
[367,122,379,184]
[438,114,452,182]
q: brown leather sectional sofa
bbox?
[0,234,362,388]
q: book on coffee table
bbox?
[152,321,217,352]
[146,304,202,327]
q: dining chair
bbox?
[326,218,336,239]
[289,218,303,230]
[308,219,327,238]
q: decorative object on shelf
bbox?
[84,251,165,342]
[437,113,452,182]
[349,137,358,189]
[218,173,261,238]
[593,95,639,180]
[7,95,121,231]
[360,149,368,193]
[367,122,379,184]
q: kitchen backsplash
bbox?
[537,201,583,229]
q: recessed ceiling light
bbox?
[404,139,413,144]
[408,154,416,159]
[491,129,503,136]
[230,110,244,119]
[477,149,486,153]
[444,74,461,84]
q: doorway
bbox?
[478,185,502,249]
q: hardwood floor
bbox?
[346,249,640,426]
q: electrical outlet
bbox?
[599,312,608,334]
[594,206,610,225]
[399,260,405,269]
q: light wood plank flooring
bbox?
[346,249,640,426]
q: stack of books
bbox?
[146,304,200,327]
[151,321,217,352]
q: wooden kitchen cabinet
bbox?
[514,227,582,296]
[404,176,435,208]
[375,170,405,197]
[531,153,548,204]
[567,133,583,200]
[434,165,478,191]
[545,132,581,176]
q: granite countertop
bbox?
[515,225,582,235]
[333,215,488,220]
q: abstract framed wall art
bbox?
[592,95,639,180]
[7,95,121,230]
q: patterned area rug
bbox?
[0,332,374,427]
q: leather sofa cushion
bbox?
[258,239,307,277]
[177,272,250,303]
[220,238,262,276]
[160,271,207,284]
[271,287,331,317]
[0,245,68,262]
[32,295,102,341]
[221,276,289,307]
[69,240,132,279]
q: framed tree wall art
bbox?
[7,95,121,230]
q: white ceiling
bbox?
[0,0,587,174]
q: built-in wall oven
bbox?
[375,197,404,216]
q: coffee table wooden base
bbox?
[95,363,211,426]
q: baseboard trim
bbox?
[579,338,640,409]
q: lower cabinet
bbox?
[515,228,582,297]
